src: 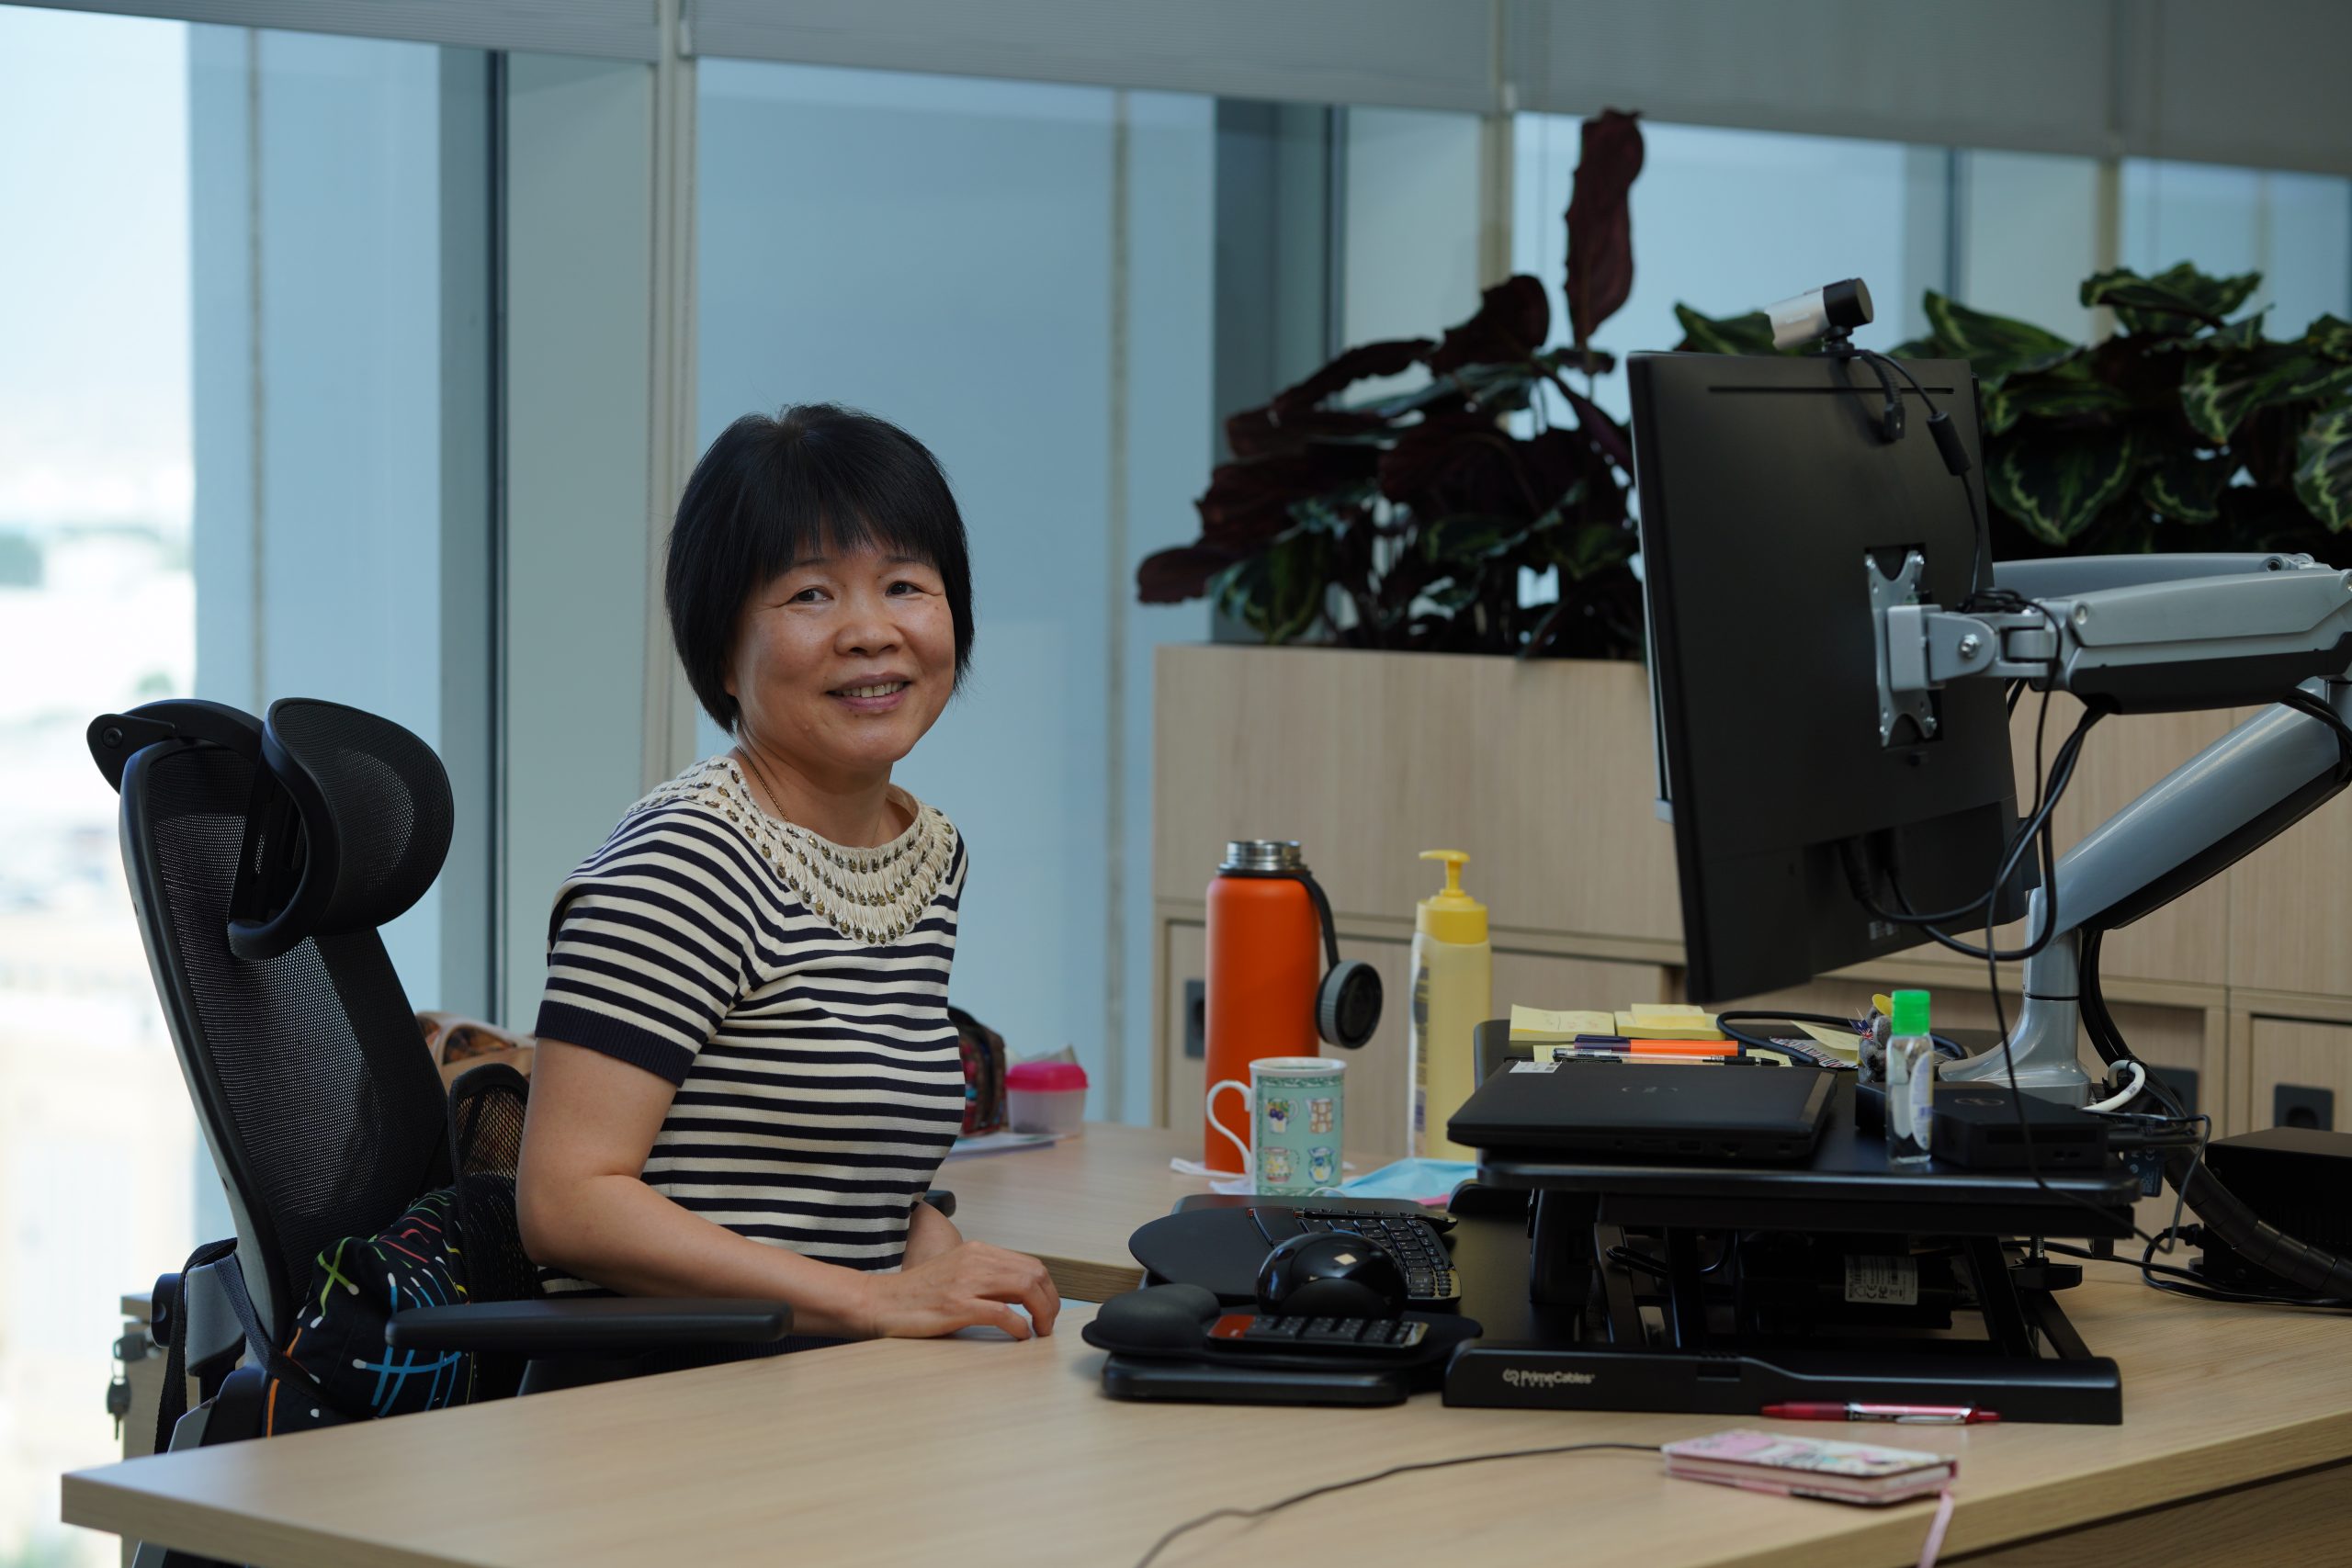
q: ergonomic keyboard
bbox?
[1248,1207,1462,1308]
[1208,1313,1430,1350]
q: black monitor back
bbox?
[1628,351,2022,1004]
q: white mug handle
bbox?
[1204,1078,1253,1179]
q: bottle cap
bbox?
[1415,851,1487,944]
[1006,1061,1089,1092]
[1890,989,1931,1036]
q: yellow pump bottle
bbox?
[1408,850,1491,1159]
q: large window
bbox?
[1512,117,1931,423]
[0,16,196,1560]
[695,62,1215,1122]
[2124,158,2352,333]
[0,14,492,1562]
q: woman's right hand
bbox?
[865,1241,1059,1340]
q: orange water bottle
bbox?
[1203,840,1382,1174]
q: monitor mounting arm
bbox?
[1871,551,2352,1102]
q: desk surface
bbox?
[66,1124,2352,1568]
[941,1122,1204,1300]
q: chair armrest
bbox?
[923,1188,956,1219]
[386,1298,791,1355]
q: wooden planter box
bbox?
[1149,643,2352,1147]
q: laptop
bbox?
[1447,1061,1835,1163]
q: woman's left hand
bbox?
[902,1198,963,1269]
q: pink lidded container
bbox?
[1005,1061,1089,1135]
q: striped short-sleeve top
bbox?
[532,755,968,1291]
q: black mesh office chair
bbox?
[91,697,788,1559]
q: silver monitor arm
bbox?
[1872,552,2352,1103]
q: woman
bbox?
[516,404,1057,1345]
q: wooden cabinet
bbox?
[1148,644,2352,1145]
[1995,698,2235,989]
[1152,646,1679,945]
[2245,1016,2352,1134]
[2229,728,2352,998]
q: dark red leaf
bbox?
[1520,426,1600,505]
[1225,405,1389,460]
[1428,277,1551,375]
[1558,384,1634,472]
[1377,412,1535,517]
[1196,447,1377,547]
[1135,545,1238,604]
[1269,337,1436,413]
[1565,109,1645,357]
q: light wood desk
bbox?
[66,1126,2352,1568]
[941,1122,1205,1300]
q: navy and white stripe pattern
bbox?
[533,757,967,1292]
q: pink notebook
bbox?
[1663,1428,1956,1506]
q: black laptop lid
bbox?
[1447,1062,1834,1162]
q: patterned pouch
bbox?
[951,1005,1009,1135]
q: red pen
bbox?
[1762,1402,2000,1425]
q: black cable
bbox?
[1714,1012,1963,1061]
[2137,1229,2352,1310]
[1606,1244,1670,1280]
[1131,1443,1661,1568]
[1944,691,2165,1244]
[1862,678,2060,927]
[2278,686,2352,783]
[2040,1236,2352,1311]
[1883,703,2100,963]
[2161,1145,2352,1299]
[1853,348,1987,605]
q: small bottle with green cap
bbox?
[1884,989,1934,1166]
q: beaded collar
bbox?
[635,756,955,947]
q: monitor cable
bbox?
[1714,1011,1966,1061]
[1842,344,1991,608]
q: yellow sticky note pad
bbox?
[1509,1006,1618,1042]
[1795,1021,1864,1057]
[1616,1004,1726,1041]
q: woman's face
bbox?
[725,541,956,784]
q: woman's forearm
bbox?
[902,1197,962,1267]
[527,1174,880,1338]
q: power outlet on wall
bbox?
[2145,1066,2199,1118]
[2274,1083,2335,1131]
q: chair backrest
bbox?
[106,697,457,1336]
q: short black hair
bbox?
[666,404,975,734]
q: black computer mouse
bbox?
[1088,1283,1221,1354]
[1255,1230,1408,1319]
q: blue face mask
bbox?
[1337,1157,1479,1204]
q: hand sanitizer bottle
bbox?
[1408,851,1490,1159]
[1885,989,1934,1166]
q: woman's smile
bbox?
[829,675,912,714]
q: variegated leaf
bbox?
[2182,346,2352,445]
[1920,293,2079,381]
[2295,405,2352,533]
[1986,427,2146,547]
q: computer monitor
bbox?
[1627,350,2025,1004]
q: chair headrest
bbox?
[227,698,453,961]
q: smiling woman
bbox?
[514,405,1058,1355]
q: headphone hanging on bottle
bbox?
[1289,870,1385,1051]
[1215,841,1384,1051]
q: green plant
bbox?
[1136,112,1650,660]
[1676,265,2352,560]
